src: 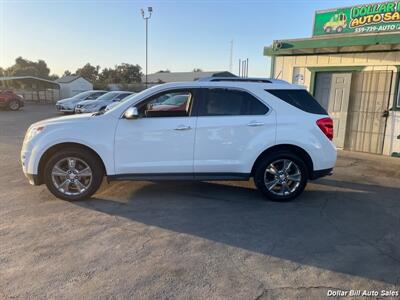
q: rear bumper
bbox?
[310,168,333,180]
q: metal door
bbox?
[345,71,393,154]
[314,72,352,148]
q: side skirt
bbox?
[108,173,251,181]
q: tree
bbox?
[75,63,100,83]
[62,70,72,77]
[114,63,142,83]
[97,63,142,85]
[49,74,59,81]
[193,68,203,72]
[6,57,51,79]
[157,69,170,73]
[0,67,5,77]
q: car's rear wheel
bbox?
[8,100,21,111]
[254,151,308,201]
[44,148,104,201]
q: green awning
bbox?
[264,32,400,56]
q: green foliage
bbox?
[63,70,72,77]
[75,63,100,83]
[5,57,51,79]
[1,58,143,88]
[96,63,142,86]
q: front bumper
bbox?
[56,104,74,113]
[25,173,41,185]
[21,148,41,185]
[75,107,94,113]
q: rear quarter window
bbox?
[266,89,327,115]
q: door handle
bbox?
[247,121,265,127]
[174,125,191,131]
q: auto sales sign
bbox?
[313,1,400,36]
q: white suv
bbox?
[21,78,336,202]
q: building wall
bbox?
[59,78,93,99]
[272,51,400,156]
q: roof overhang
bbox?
[264,32,400,56]
[0,76,60,88]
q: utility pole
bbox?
[229,39,233,72]
[141,7,153,88]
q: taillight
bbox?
[316,117,333,141]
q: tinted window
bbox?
[199,89,268,116]
[86,92,106,100]
[266,89,327,115]
[138,90,193,118]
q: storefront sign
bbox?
[313,1,400,36]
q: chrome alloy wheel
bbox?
[51,157,93,196]
[263,159,302,196]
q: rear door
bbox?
[193,88,274,177]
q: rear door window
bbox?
[266,89,327,115]
[198,88,268,116]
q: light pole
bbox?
[141,7,152,88]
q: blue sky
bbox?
[0,0,377,77]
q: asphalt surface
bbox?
[1,105,400,299]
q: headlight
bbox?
[24,126,45,143]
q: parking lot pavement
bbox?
[1,104,400,299]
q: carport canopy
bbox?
[0,76,60,90]
[264,32,400,56]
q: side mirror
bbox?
[124,107,139,119]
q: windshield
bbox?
[71,91,96,100]
[95,91,120,101]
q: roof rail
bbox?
[197,77,288,84]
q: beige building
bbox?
[265,30,400,156]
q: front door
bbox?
[114,89,197,175]
[314,72,352,148]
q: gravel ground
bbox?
[1,105,400,299]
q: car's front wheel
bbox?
[44,148,104,201]
[254,151,308,201]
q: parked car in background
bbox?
[21,77,336,202]
[0,90,24,111]
[104,93,136,111]
[75,91,133,113]
[55,90,107,113]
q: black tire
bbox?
[8,99,21,111]
[44,148,104,201]
[336,26,343,33]
[324,26,332,33]
[254,151,308,202]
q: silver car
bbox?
[55,90,107,113]
[75,91,133,113]
[104,93,137,111]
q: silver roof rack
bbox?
[197,77,288,84]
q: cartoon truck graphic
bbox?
[323,13,347,33]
